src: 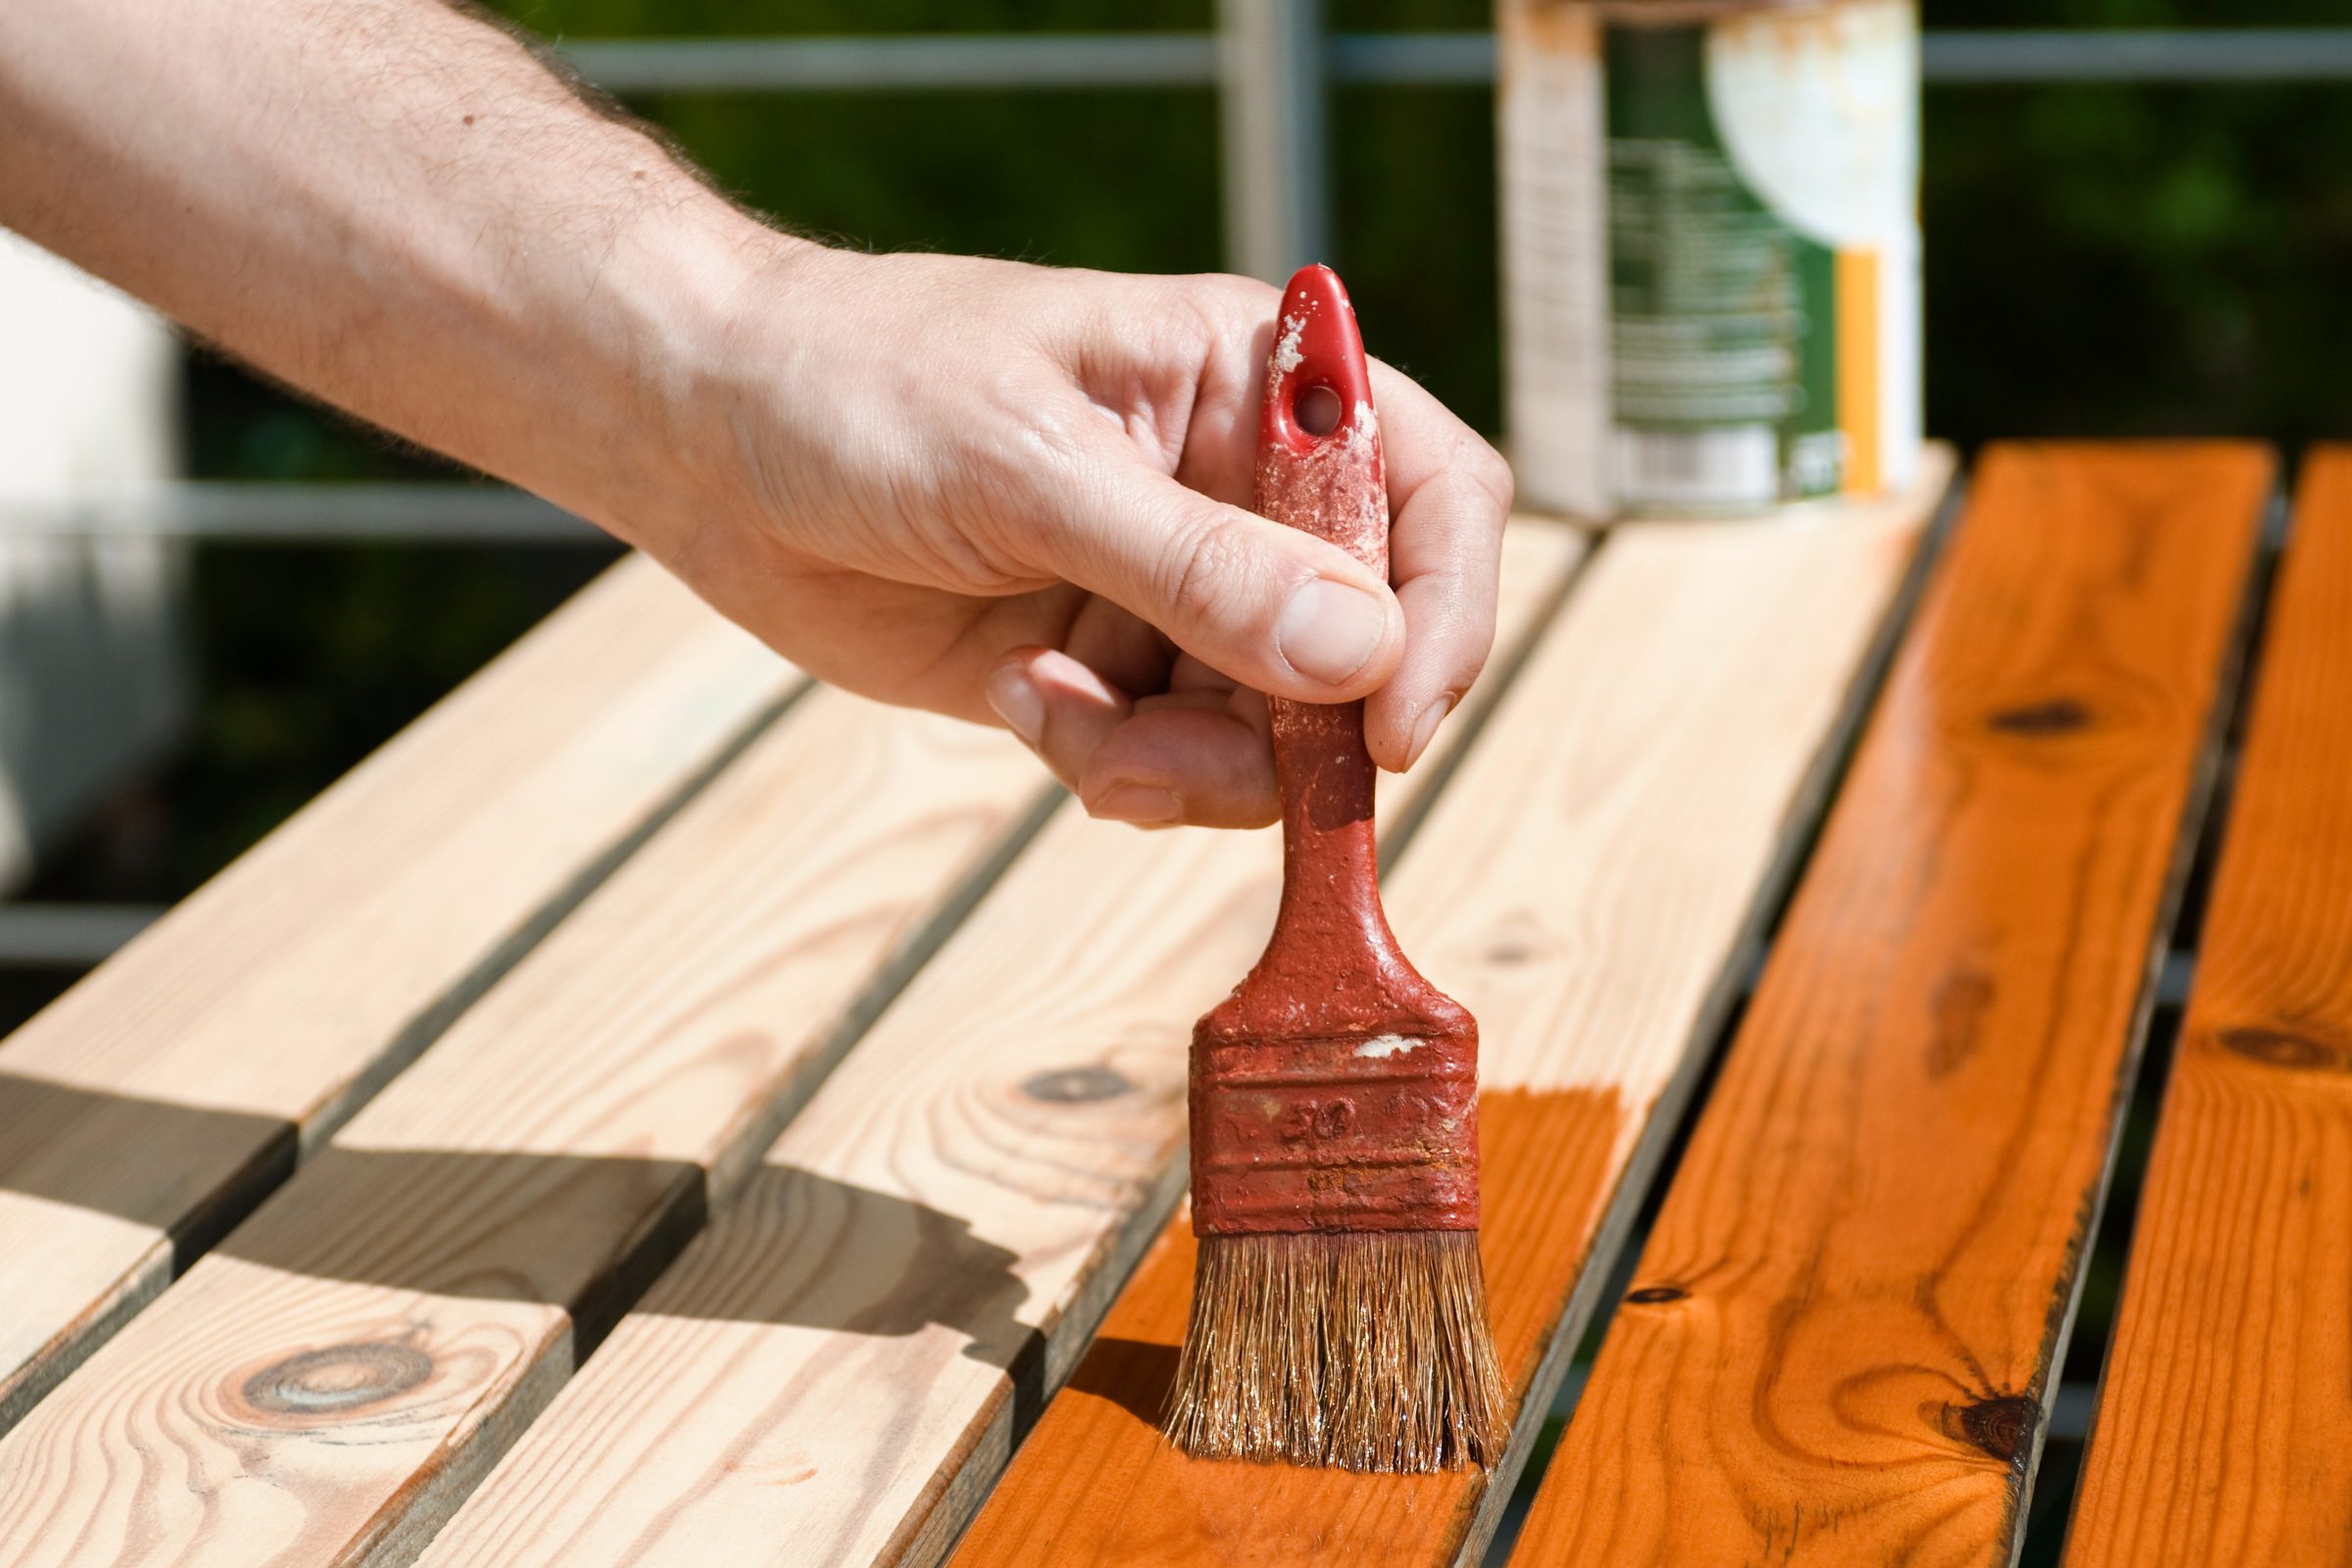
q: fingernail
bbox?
[1092,783,1182,825]
[1275,579,1390,687]
[1405,695,1454,768]
[985,663,1045,746]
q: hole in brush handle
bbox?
[1295,384,1345,437]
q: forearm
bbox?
[0,0,791,550]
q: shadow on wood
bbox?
[0,1070,297,1263]
[0,1070,1042,1390]
[1061,1338,1180,1431]
[951,1086,1633,1568]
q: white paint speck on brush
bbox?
[1273,312,1307,374]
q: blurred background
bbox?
[1,4,2345,1556]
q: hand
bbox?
[0,0,1505,829]
[0,0,1506,832]
[662,245,1513,829]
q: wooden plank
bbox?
[942,452,1953,1568]
[0,679,1054,1566]
[1509,443,2270,1568]
[2061,449,2352,1567]
[412,519,1595,1568]
[0,553,796,1432]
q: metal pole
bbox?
[1217,0,1331,283]
[0,904,162,966]
[0,485,602,543]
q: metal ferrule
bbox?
[1190,1024,1482,1235]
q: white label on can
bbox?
[1499,5,1611,519]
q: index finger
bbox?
[1362,359,1514,771]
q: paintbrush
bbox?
[1162,264,1505,1473]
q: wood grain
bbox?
[0,554,797,1432]
[413,521,1595,1568]
[0,681,1052,1566]
[946,451,1955,1568]
[1511,443,2271,1568]
[2061,448,2352,1567]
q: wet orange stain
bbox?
[949,1087,1628,1567]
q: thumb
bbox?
[1034,460,1404,702]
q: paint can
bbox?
[1500,0,1921,517]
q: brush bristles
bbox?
[1162,1230,1507,1473]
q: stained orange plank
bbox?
[1511,444,2271,1568]
[2062,448,2352,1567]
[947,1089,1621,1564]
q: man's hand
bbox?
[0,0,1511,829]
[667,249,1511,827]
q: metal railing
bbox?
[0,485,593,544]
[564,26,2352,93]
[0,905,160,966]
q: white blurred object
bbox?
[0,229,188,890]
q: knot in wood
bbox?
[2217,1024,2352,1073]
[1020,1065,1132,1103]
[1986,698,2092,736]
[1479,912,1552,968]
[242,1342,432,1417]
[1928,968,1995,1077]
[1943,1393,2037,1468]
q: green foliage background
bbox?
[93,3,2352,894]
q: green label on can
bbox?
[1606,22,1842,506]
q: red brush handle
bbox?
[1188,266,1480,1239]
[1256,266,1393,993]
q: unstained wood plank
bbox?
[0,554,796,1432]
[2062,448,2352,1568]
[1511,443,2271,1568]
[412,521,1593,1568]
[943,451,1954,1568]
[0,681,1053,1566]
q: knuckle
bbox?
[1008,404,1096,478]
[1175,273,1278,343]
[1455,626,1496,688]
[996,410,1106,522]
[1464,438,1516,514]
[1203,270,1281,314]
[1157,511,1254,634]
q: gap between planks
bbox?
[1474,459,1977,1563]
[2061,447,2352,1568]
[410,519,1596,1568]
[0,554,799,1434]
[1512,441,2274,1568]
